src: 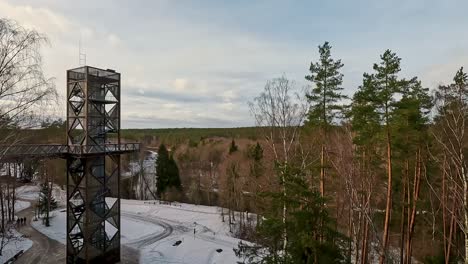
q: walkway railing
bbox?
[0,143,140,159]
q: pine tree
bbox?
[351,50,420,263]
[305,41,346,197]
[248,142,264,179]
[156,144,182,199]
[370,50,404,263]
[167,155,181,189]
[38,182,57,226]
[349,73,381,147]
[235,163,346,263]
[156,144,170,197]
[348,73,382,262]
[391,77,431,263]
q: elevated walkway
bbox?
[0,143,139,160]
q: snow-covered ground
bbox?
[16,185,40,200]
[14,201,30,213]
[31,208,165,245]
[0,229,33,264]
[16,183,66,206]
[0,199,33,264]
[32,199,244,263]
[121,199,243,264]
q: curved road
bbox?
[123,212,174,248]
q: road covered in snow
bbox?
[31,198,244,263]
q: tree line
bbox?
[234,42,467,263]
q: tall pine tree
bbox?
[38,182,58,226]
[348,73,382,263]
[391,77,431,263]
[351,50,421,263]
[372,50,402,263]
[305,41,346,197]
[156,144,181,199]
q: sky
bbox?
[1,0,467,128]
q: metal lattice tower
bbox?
[66,66,124,263]
[0,65,139,263]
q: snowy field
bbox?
[32,199,244,263]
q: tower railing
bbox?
[0,143,140,158]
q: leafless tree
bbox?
[431,68,468,263]
[0,18,56,252]
[0,19,56,138]
[248,76,307,254]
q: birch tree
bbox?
[0,18,56,254]
[433,67,468,263]
[0,18,56,143]
[248,76,307,256]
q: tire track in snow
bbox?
[122,212,174,248]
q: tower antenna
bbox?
[79,37,86,66]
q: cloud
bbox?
[3,0,468,128]
[419,52,468,89]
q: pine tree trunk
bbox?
[400,159,408,264]
[380,124,393,264]
[405,150,422,264]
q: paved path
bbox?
[15,200,66,264]
[14,200,139,264]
